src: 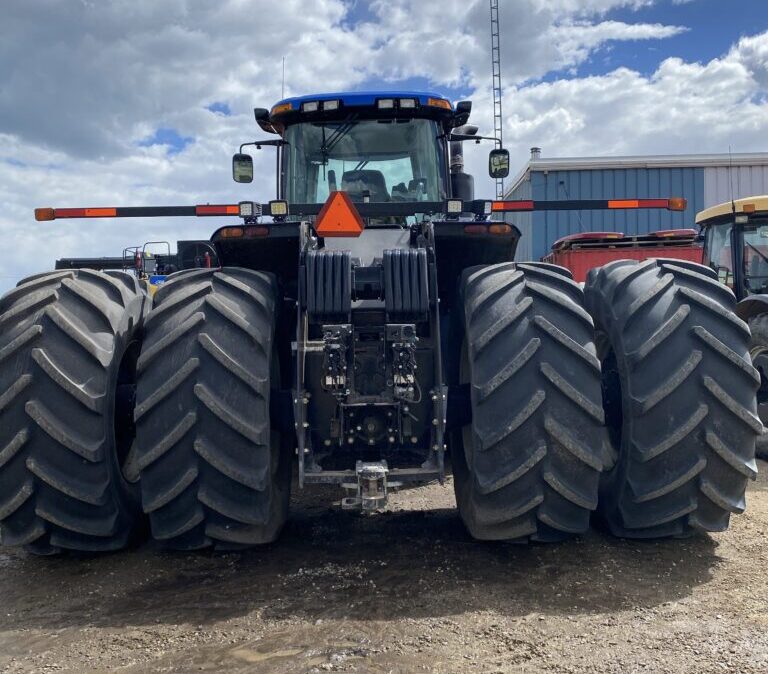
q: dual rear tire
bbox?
[133,268,290,550]
[0,270,147,553]
[586,259,760,537]
[454,262,610,542]
[456,259,760,541]
[0,266,290,554]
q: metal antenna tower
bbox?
[490,0,504,198]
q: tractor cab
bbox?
[697,196,768,309]
[232,91,510,211]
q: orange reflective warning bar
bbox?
[34,204,243,220]
[489,198,687,212]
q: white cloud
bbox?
[499,30,768,163]
[0,0,765,293]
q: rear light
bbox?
[35,208,55,221]
[445,199,463,214]
[399,98,417,109]
[323,99,340,111]
[489,224,513,235]
[244,226,269,237]
[238,201,261,218]
[377,98,395,110]
[270,102,292,115]
[482,201,493,215]
[301,101,319,113]
[220,227,244,238]
[427,97,452,110]
[667,197,687,211]
[464,224,487,234]
[269,200,289,217]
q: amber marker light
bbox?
[427,98,452,110]
[219,227,244,238]
[489,224,513,235]
[270,102,293,115]
[667,198,687,211]
[35,208,55,221]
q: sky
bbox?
[0,0,767,293]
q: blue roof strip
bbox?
[272,91,452,110]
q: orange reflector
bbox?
[667,197,687,211]
[271,102,293,115]
[463,225,487,234]
[315,191,365,237]
[608,200,639,209]
[743,203,756,213]
[427,97,452,110]
[220,227,244,238]
[85,208,117,217]
[489,224,513,235]
[196,205,239,216]
[35,208,55,221]
[491,200,534,211]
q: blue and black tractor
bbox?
[0,91,760,553]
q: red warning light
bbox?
[315,191,365,237]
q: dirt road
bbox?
[1,464,767,673]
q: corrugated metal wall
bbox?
[704,165,768,207]
[510,167,705,261]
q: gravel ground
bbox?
[1,463,767,674]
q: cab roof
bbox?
[272,91,452,111]
[696,195,768,224]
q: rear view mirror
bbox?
[232,153,253,183]
[489,148,510,179]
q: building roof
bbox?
[508,152,768,197]
[696,195,768,223]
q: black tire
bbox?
[454,262,611,542]
[0,269,147,553]
[134,267,290,550]
[747,313,768,459]
[585,258,761,538]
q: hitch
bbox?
[341,461,400,512]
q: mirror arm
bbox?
[448,133,500,143]
[239,139,287,153]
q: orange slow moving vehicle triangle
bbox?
[315,191,365,237]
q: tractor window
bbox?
[282,119,446,205]
[704,223,734,287]
[743,221,768,295]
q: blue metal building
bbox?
[506,150,768,262]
